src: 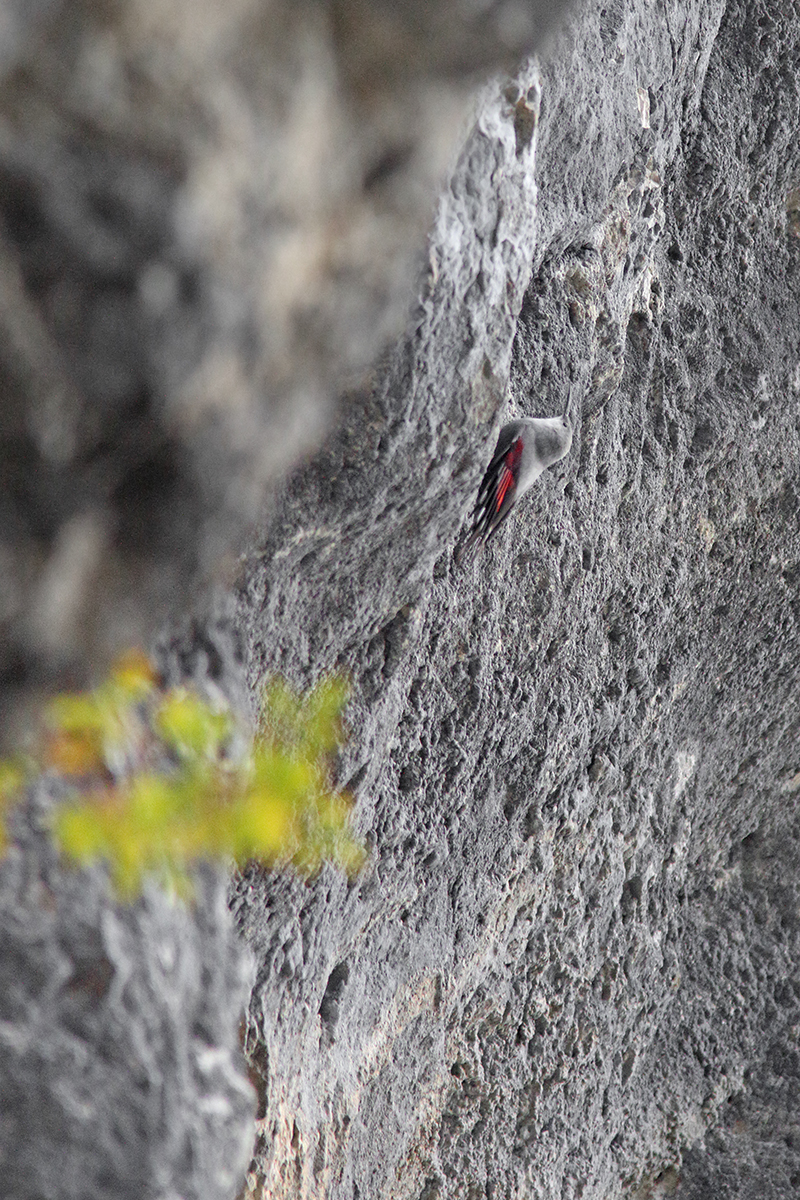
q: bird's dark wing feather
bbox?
[474,450,518,535]
[455,433,524,564]
[481,421,524,481]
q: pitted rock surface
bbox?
[4,0,800,1198]
[0,792,256,1200]
[225,1,800,1197]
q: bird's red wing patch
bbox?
[495,439,523,512]
[495,463,515,511]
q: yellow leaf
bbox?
[46,694,106,735]
[110,648,159,697]
[232,789,292,860]
[127,774,176,831]
[156,689,234,760]
[0,760,24,857]
[0,760,24,803]
[55,803,108,863]
[45,728,104,777]
[3,658,365,901]
[301,676,349,755]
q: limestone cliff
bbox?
[3,1,800,1198]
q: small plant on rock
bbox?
[0,651,363,898]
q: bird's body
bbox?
[457,414,572,562]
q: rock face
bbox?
[225,0,800,1196]
[5,0,800,1198]
[0,792,256,1200]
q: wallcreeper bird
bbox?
[457,415,572,563]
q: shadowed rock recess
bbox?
[4,0,800,1199]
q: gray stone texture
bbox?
[229,0,800,1196]
[0,791,256,1200]
[4,0,800,1198]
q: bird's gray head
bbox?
[533,415,573,467]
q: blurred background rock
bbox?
[0,0,568,745]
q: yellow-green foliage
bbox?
[0,761,24,856]
[0,651,364,898]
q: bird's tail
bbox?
[454,528,485,568]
